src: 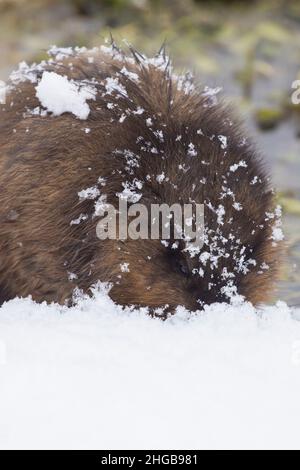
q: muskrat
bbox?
[0,43,283,314]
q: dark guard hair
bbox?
[0,42,282,315]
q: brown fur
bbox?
[0,45,281,313]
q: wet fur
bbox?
[0,46,281,313]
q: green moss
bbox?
[278,195,300,216]
[285,2,300,23]
[255,107,283,130]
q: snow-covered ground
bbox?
[0,284,300,450]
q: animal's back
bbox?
[0,45,282,312]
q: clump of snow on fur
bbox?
[116,180,143,203]
[120,263,130,273]
[104,77,128,98]
[146,118,153,127]
[0,81,8,104]
[272,227,284,242]
[187,143,197,157]
[120,67,139,82]
[48,46,74,61]
[251,176,260,185]
[36,71,96,120]
[94,194,109,216]
[78,186,100,201]
[10,61,46,84]
[218,135,228,149]
[156,173,165,184]
[233,202,243,211]
[202,86,222,107]
[133,106,144,115]
[68,272,78,281]
[176,71,195,95]
[230,160,247,173]
[100,44,126,63]
[207,203,226,226]
[70,213,88,226]
[266,205,284,245]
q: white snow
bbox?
[0,80,7,105]
[70,213,88,226]
[216,204,226,225]
[119,113,127,123]
[156,173,165,184]
[266,205,285,245]
[233,202,243,211]
[133,106,144,115]
[78,186,100,200]
[35,71,96,120]
[104,77,128,98]
[202,86,222,107]
[1,285,300,450]
[272,227,284,242]
[120,67,139,82]
[116,180,143,203]
[218,135,228,150]
[120,263,130,273]
[48,46,74,61]
[230,160,247,173]
[10,61,45,84]
[187,143,197,157]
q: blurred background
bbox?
[1,0,300,305]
